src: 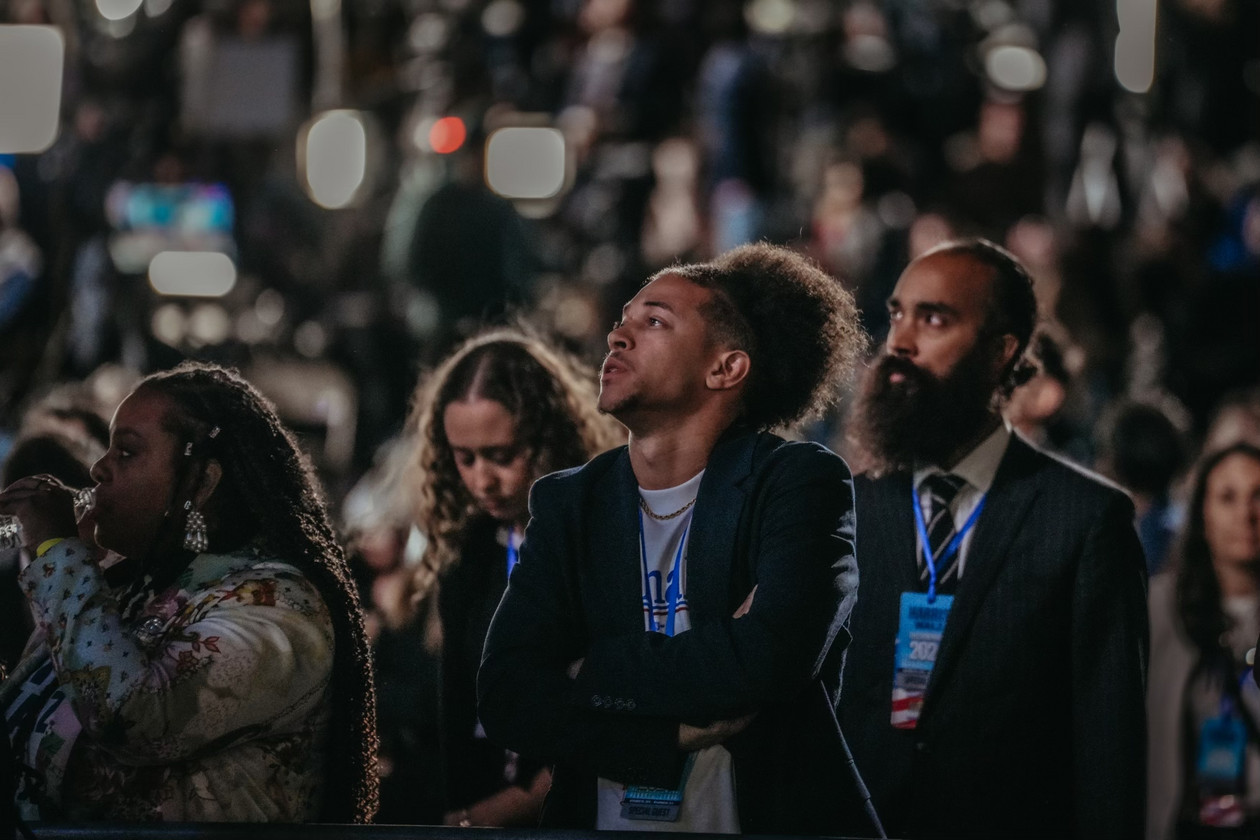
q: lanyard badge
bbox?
[892,591,952,729]
[622,754,697,822]
[892,489,986,729]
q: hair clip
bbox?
[209,426,220,439]
[184,442,194,457]
[184,500,192,510]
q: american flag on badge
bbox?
[891,687,924,729]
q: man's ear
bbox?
[193,460,223,508]
[706,349,751,392]
[996,334,1020,373]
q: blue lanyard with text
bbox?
[912,487,987,603]
[638,511,687,636]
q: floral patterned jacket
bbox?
[1,539,334,822]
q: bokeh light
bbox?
[0,26,63,154]
[985,45,1047,92]
[482,0,525,38]
[148,251,238,297]
[429,116,467,155]
[303,110,368,209]
[485,127,566,199]
[1115,0,1157,93]
[95,0,142,22]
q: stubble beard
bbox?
[849,346,1001,476]
[597,382,638,422]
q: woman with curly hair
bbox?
[1148,442,1260,839]
[0,362,378,823]
[406,328,623,828]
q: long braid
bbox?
[140,363,379,823]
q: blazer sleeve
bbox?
[571,444,858,721]
[1071,489,1149,840]
[477,474,685,787]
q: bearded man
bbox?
[838,239,1148,839]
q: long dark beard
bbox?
[848,347,1000,476]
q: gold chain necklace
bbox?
[639,496,697,521]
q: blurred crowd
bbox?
[1,0,1259,832]
[0,0,1257,479]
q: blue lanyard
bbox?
[506,529,521,581]
[638,511,688,636]
[1219,664,1256,719]
[912,486,987,603]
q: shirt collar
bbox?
[914,422,1011,494]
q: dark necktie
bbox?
[919,473,967,594]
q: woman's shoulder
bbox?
[177,545,327,613]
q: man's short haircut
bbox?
[660,242,865,430]
[920,237,1039,395]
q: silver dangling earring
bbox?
[183,500,208,553]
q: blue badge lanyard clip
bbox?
[639,511,687,637]
[912,487,987,603]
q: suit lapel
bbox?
[682,432,757,619]
[923,436,1043,707]
[869,472,918,595]
[589,448,652,635]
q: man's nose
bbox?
[887,321,915,357]
[607,322,631,350]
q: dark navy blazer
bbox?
[478,429,872,834]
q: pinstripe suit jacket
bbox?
[838,434,1148,839]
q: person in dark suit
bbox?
[478,243,877,835]
[840,238,1148,839]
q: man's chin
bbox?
[597,391,636,418]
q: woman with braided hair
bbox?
[405,328,623,827]
[0,362,378,823]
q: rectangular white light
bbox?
[485,127,566,199]
[1115,0,1157,94]
[0,26,65,154]
[148,251,237,297]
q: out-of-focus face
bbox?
[1203,451,1260,568]
[443,398,533,526]
[88,387,182,562]
[599,272,720,425]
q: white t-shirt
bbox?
[596,471,741,833]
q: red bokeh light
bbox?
[429,117,467,154]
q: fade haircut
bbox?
[919,238,1039,396]
[663,242,865,430]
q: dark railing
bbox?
[21,825,858,840]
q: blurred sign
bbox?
[0,26,64,154]
[182,34,300,138]
[105,182,236,274]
